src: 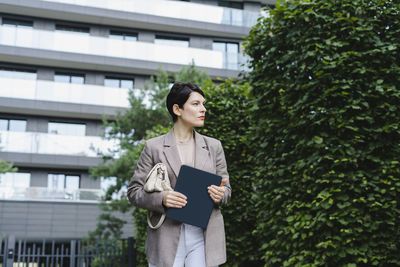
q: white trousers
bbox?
[149,224,216,267]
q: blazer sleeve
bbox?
[216,140,231,205]
[127,142,166,214]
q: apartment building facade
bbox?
[0,0,272,240]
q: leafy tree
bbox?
[0,159,17,185]
[244,0,400,265]
[88,64,210,265]
[0,159,16,174]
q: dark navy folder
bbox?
[166,165,222,229]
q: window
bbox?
[0,172,30,188]
[2,18,33,45]
[109,30,137,41]
[218,1,243,9]
[212,41,239,69]
[155,36,189,48]
[213,41,239,53]
[0,67,37,80]
[48,174,80,191]
[48,122,86,136]
[55,24,89,34]
[54,73,85,84]
[0,119,27,132]
[0,172,30,199]
[104,77,134,89]
[2,18,33,28]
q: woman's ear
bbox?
[172,104,181,117]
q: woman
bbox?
[127,82,231,267]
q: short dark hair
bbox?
[166,82,204,122]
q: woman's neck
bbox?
[173,121,193,143]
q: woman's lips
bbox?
[199,116,205,120]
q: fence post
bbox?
[70,240,76,267]
[127,237,135,267]
[6,235,15,267]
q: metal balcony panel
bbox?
[0,96,125,120]
[0,44,240,79]
[0,151,103,169]
[0,26,244,70]
[0,77,130,108]
[0,130,118,157]
[0,0,251,38]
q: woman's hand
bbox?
[163,191,187,208]
[208,178,228,204]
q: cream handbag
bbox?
[144,163,173,229]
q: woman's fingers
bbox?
[207,185,225,203]
[163,191,187,208]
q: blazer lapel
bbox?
[163,129,181,178]
[194,131,210,171]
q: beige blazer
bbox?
[127,129,231,267]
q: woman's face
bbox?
[175,92,207,127]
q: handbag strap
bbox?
[147,212,166,230]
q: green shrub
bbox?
[199,80,263,266]
[244,0,400,265]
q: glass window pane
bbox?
[0,68,36,80]
[212,42,226,52]
[120,79,134,89]
[218,1,243,9]
[71,75,84,84]
[2,18,33,27]
[104,78,120,88]
[13,173,31,188]
[124,35,137,41]
[110,30,137,41]
[56,24,89,34]
[54,74,70,83]
[66,175,79,190]
[0,119,8,130]
[109,34,124,40]
[231,2,243,9]
[9,120,26,132]
[0,172,30,188]
[48,122,86,136]
[48,174,65,191]
[13,70,37,80]
[0,173,13,187]
[155,37,189,48]
[2,19,18,26]
[227,43,239,53]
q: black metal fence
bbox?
[0,236,136,267]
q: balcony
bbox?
[0,186,103,202]
[0,25,244,70]
[0,76,130,108]
[0,131,118,158]
[41,0,262,28]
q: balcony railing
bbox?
[0,130,118,157]
[0,25,244,70]
[0,186,103,202]
[0,76,130,107]
[41,0,262,28]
